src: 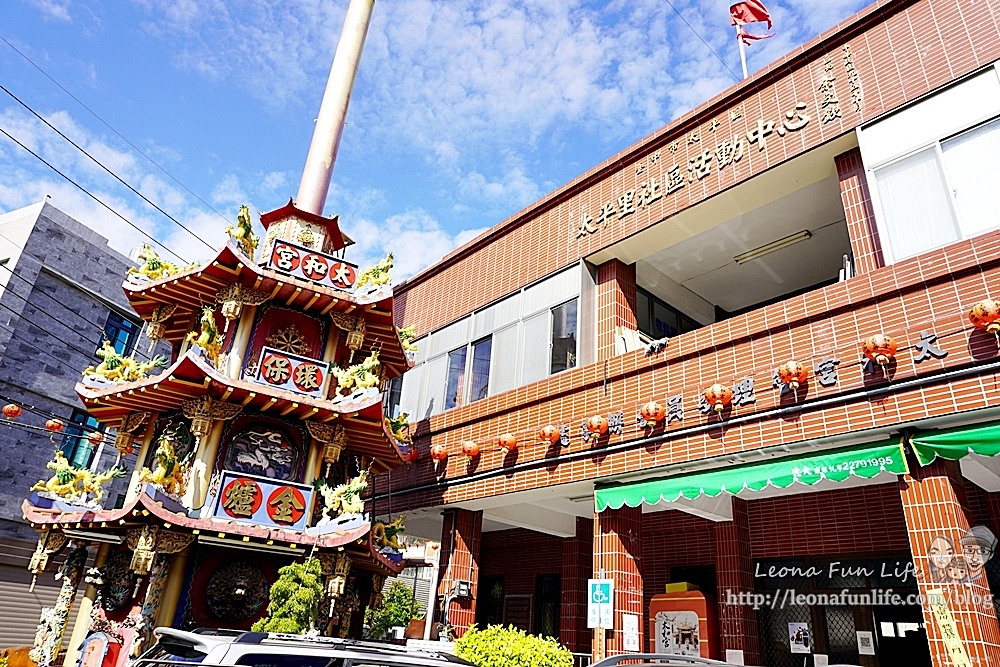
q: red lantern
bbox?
[461,441,480,458]
[777,360,809,390]
[970,299,1000,336]
[862,334,897,366]
[430,444,448,462]
[704,384,733,413]
[87,431,104,446]
[640,401,666,426]
[400,447,419,464]
[498,433,517,452]
[538,425,560,444]
[585,415,608,441]
[45,419,64,433]
[2,403,22,419]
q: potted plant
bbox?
[365,580,423,640]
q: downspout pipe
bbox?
[295,0,375,215]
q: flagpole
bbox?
[737,25,749,79]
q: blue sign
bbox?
[209,470,314,532]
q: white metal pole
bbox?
[295,0,375,216]
[737,25,749,79]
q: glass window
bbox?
[469,337,492,402]
[941,117,1000,238]
[550,299,577,374]
[444,347,467,410]
[383,375,402,418]
[874,147,958,261]
[60,409,104,469]
[636,289,651,335]
[653,301,678,337]
[102,311,140,356]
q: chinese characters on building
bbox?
[576,102,812,239]
[215,473,313,530]
[267,239,359,291]
[842,44,862,113]
[818,55,841,124]
[255,346,330,398]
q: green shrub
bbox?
[455,625,573,667]
[252,558,325,634]
[365,580,423,638]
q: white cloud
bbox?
[25,0,72,22]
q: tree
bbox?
[455,625,573,667]
[364,580,422,639]
[252,558,325,634]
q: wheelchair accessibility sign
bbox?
[587,578,614,628]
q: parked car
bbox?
[136,628,473,667]
[592,654,863,667]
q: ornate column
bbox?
[30,544,89,667]
[216,285,269,378]
[180,396,242,507]
[126,414,160,504]
[154,545,192,629]
[63,544,111,667]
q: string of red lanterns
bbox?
[861,334,897,367]
[703,383,733,413]
[777,360,809,390]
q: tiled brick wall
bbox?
[899,460,1000,664]
[715,498,761,664]
[594,506,643,658]
[561,517,593,653]
[382,229,1000,511]
[836,148,884,274]
[437,509,482,637]
[395,0,1000,338]
[596,260,637,361]
[748,483,911,558]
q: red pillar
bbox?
[594,506,643,659]
[899,460,1000,666]
[713,497,761,665]
[561,516,594,653]
[835,148,884,275]
[438,508,482,637]
[596,259,637,361]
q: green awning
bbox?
[595,440,907,512]
[911,422,1000,466]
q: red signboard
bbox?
[255,346,331,399]
[267,239,358,291]
[220,477,264,519]
[213,471,315,532]
[266,486,307,525]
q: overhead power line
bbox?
[0,83,216,253]
[0,32,234,228]
[0,123,190,264]
[663,0,741,82]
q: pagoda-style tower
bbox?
[21,1,415,663]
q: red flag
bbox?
[737,25,773,45]
[730,0,772,28]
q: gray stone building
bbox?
[0,200,164,647]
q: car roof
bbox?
[150,629,471,666]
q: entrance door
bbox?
[872,604,932,667]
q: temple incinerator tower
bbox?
[19,0,418,663]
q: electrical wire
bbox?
[663,0,741,82]
[0,231,158,362]
[0,83,216,253]
[0,32,234,228]
[0,124,190,263]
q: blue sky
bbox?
[0,0,870,278]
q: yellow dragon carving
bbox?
[186,307,222,366]
[356,254,393,291]
[331,349,381,393]
[83,340,167,384]
[225,204,260,257]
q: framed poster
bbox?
[788,622,811,654]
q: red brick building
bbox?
[380,1,1000,665]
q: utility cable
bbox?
[0,83,216,253]
[0,124,190,264]
[663,0,741,82]
[0,232,158,362]
[0,32,234,227]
